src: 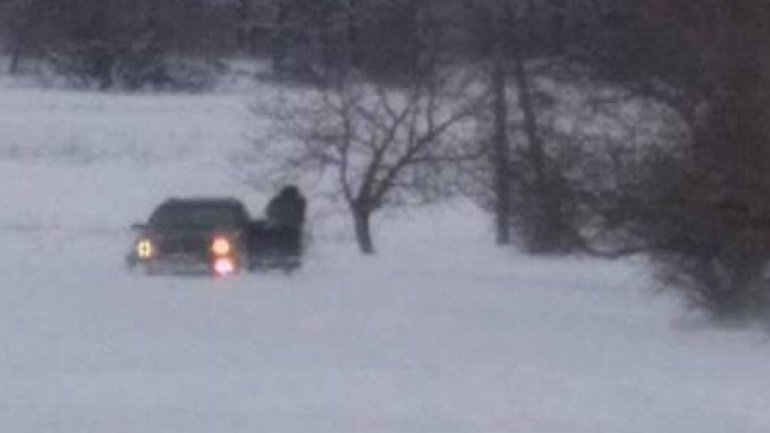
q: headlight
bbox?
[135,239,154,259]
[211,236,232,256]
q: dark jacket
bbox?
[266,187,306,228]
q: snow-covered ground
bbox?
[1,79,769,433]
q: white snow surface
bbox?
[1,81,769,433]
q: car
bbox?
[126,197,252,277]
[126,197,304,276]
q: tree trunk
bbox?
[235,0,250,53]
[270,1,289,76]
[353,208,375,255]
[512,24,557,253]
[492,23,511,245]
[512,46,545,196]
[95,51,116,90]
[9,44,22,75]
[549,0,567,55]
[345,0,361,70]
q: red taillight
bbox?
[211,236,232,256]
[213,257,236,277]
[211,235,237,277]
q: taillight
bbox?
[211,235,237,277]
[136,239,154,259]
[211,236,232,256]
[213,257,236,277]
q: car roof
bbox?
[162,197,245,207]
[154,197,251,217]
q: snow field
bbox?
[0,82,769,433]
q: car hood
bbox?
[146,227,239,255]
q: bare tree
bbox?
[252,74,483,254]
[462,1,513,246]
[490,31,512,246]
[465,0,578,252]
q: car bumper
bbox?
[131,254,212,276]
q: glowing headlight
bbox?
[211,236,232,256]
[136,239,154,259]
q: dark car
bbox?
[127,198,252,276]
[127,197,304,276]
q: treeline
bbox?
[4,0,770,321]
[1,0,236,88]
[0,0,595,88]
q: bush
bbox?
[603,144,770,320]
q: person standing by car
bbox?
[265,185,307,257]
[266,185,306,229]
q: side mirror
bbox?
[130,222,147,231]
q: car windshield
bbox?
[149,203,243,229]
